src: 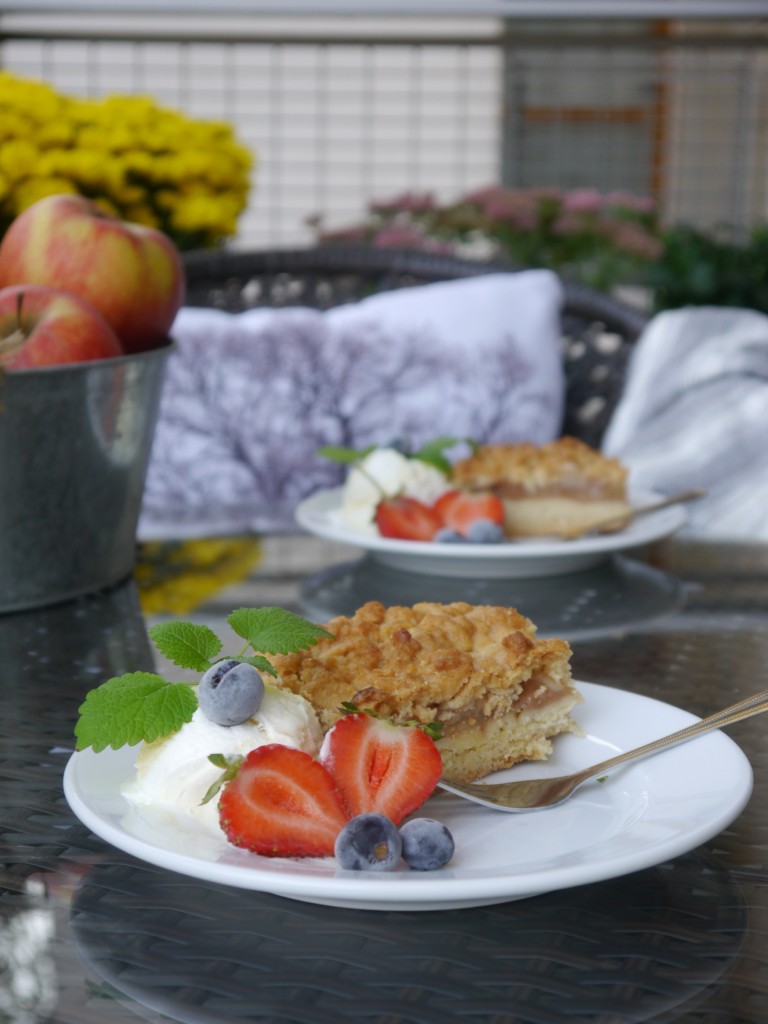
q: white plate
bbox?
[64,683,752,912]
[295,487,688,577]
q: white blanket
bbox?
[139,271,565,539]
[603,306,768,541]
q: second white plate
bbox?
[295,487,688,577]
[63,683,752,912]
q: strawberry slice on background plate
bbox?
[320,712,443,825]
[375,496,443,541]
[433,489,505,537]
[218,744,349,858]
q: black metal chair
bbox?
[182,246,648,448]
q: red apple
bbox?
[0,284,124,370]
[0,194,185,354]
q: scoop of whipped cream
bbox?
[121,685,323,834]
[334,447,449,532]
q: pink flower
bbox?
[551,212,586,238]
[600,219,662,260]
[369,191,435,215]
[563,188,604,213]
[318,225,369,244]
[458,184,507,206]
[605,191,656,214]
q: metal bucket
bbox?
[0,340,172,613]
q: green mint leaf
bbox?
[227,607,333,655]
[412,436,471,476]
[338,701,442,739]
[317,444,377,464]
[148,621,221,671]
[75,672,197,752]
[201,753,243,804]
[239,654,278,678]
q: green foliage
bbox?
[311,185,662,293]
[311,186,768,312]
[649,225,768,314]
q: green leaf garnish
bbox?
[75,672,197,752]
[238,653,279,678]
[148,621,222,671]
[227,606,333,655]
[412,436,475,475]
[76,607,335,752]
[317,444,377,464]
[339,701,443,741]
[201,753,244,804]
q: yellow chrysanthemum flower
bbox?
[0,70,254,248]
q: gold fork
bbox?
[437,688,767,812]
[558,487,706,540]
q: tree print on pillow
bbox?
[141,291,563,536]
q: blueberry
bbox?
[384,436,411,456]
[434,527,464,543]
[335,813,403,871]
[198,659,264,726]
[465,518,504,544]
[400,818,455,871]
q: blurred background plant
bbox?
[648,224,768,314]
[0,70,253,250]
[310,185,663,295]
[311,186,768,314]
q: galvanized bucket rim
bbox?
[2,336,175,380]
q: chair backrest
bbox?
[182,246,648,448]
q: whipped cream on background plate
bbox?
[334,448,449,532]
[121,686,323,834]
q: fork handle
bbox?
[570,688,768,785]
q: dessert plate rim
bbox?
[294,487,688,577]
[63,682,752,912]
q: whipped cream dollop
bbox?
[334,447,449,532]
[121,685,323,834]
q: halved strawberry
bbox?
[433,489,505,536]
[218,744,349,857]
[375,496,443,541]
[319,713,443,824]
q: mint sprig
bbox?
[339,701,443,742]
[228,606,333,655]
[201,753,244,805]
[75,607,334,752]
[318,437,476,477]
[411,436,474,476]
[75,672,198,752]
[148,621,221,672]
[317,444,377,464]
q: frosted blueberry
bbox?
[335,813,403,871]
[465,518,504,544]
[198,659,264,726]
[434,527,464,543]
[400,818,455,870]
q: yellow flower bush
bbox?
[0,71,253,249]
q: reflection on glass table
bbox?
[70,849,746,1024]
[300,553,690,640]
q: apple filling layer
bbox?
[271,600,582,784]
